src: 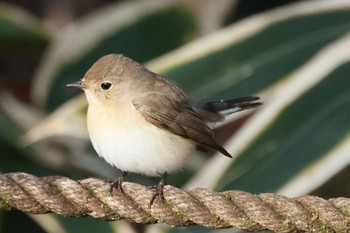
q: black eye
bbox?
[100,82,112,90]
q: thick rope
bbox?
[0,172,349,232]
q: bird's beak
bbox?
[66,80,87,89]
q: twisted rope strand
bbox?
[0,172,349,232]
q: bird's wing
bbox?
[132,92,232,157]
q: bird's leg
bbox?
[149,172,167,208]
[109,171,127,193]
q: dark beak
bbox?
[66,80,87,89]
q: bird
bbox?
[67,54,261,205]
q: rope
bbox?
[0,172,349,232]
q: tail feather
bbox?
[202,96,262,116]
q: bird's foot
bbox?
[109,172,127,194]
[149,175,166,208]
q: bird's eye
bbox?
[100,81,112,90]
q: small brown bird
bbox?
[67,54,261,205]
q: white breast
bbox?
[87,102,194,176]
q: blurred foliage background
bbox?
[1,0,350,233]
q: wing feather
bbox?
[133,92,232,157]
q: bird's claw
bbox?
[149,177,166,208]
[109,172,127,195]
[109,178,124,194]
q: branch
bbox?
[0,172,349,232]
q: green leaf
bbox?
[0,99,54,175]
[174,1,350,196]
[218,61,350,193]
[55,216,114,233]
[155,9,350,102]
[0,3,49,55]
[32,0,197,112]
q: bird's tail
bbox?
[202,96,262,117]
